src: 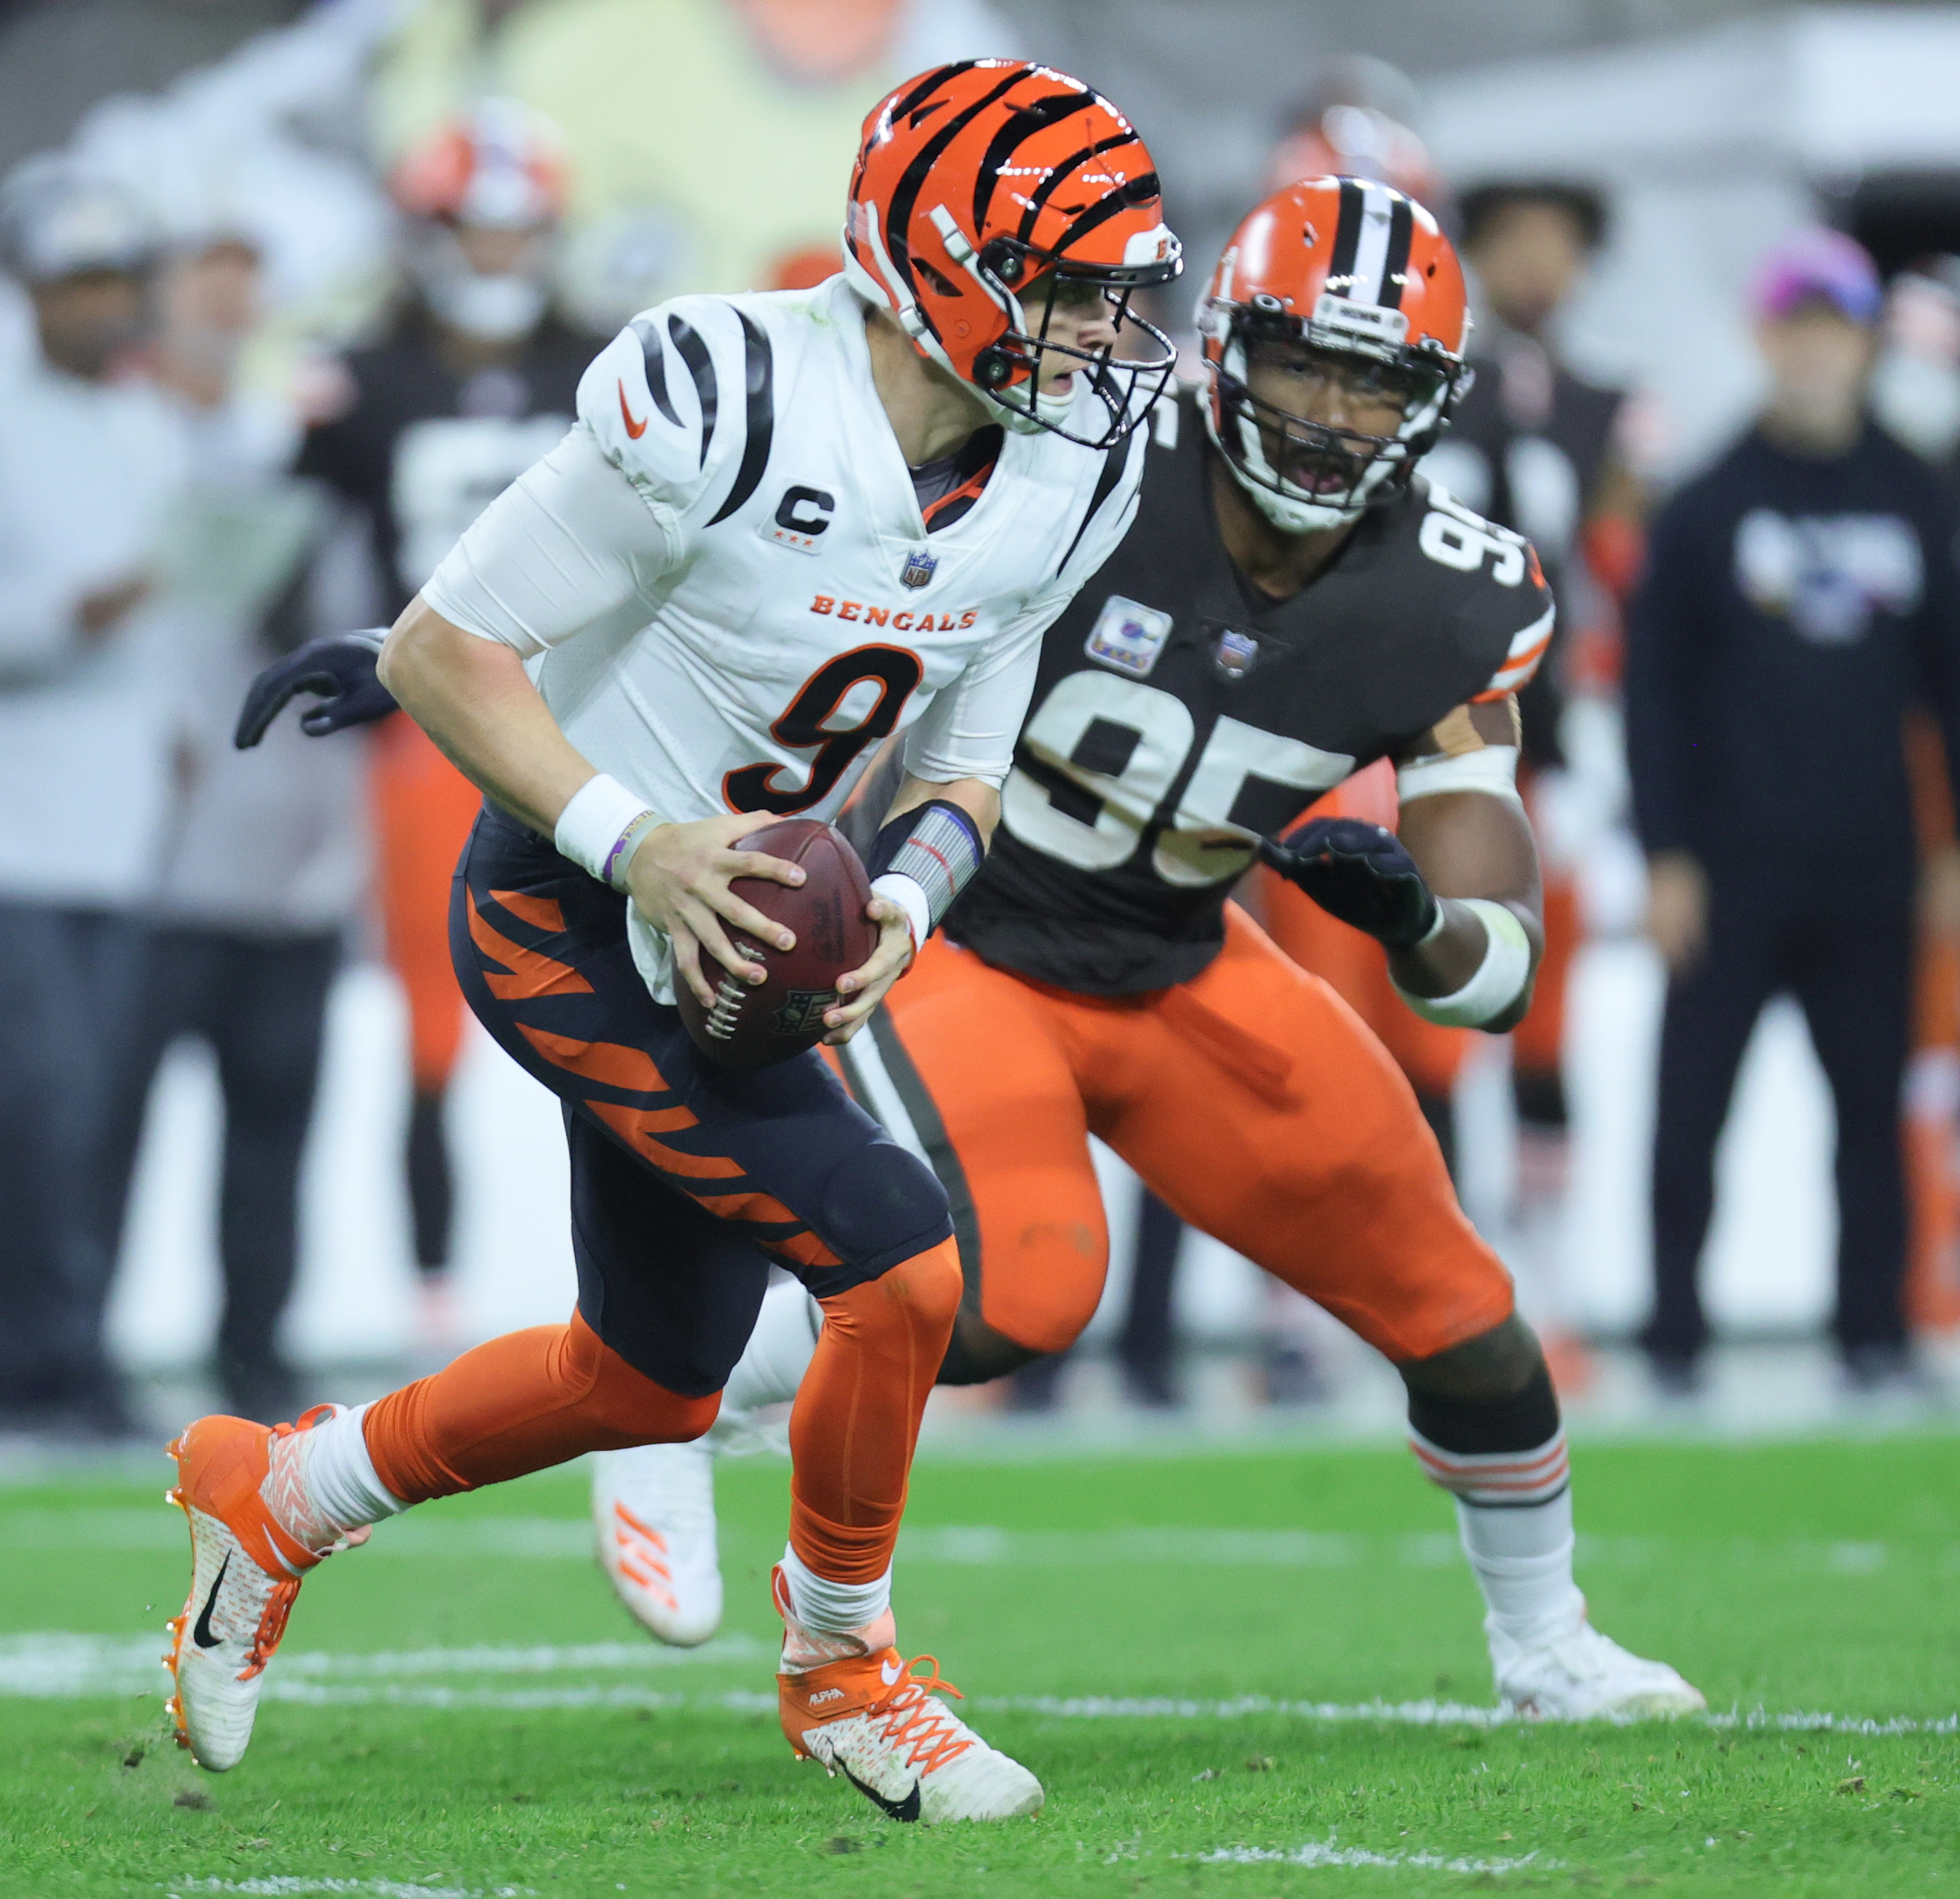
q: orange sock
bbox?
[786,1240,961,1586]
[362,1312,718,1505]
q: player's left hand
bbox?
[1259,816,1440,949]
[235,632,396,748]
[821,896,914,1044]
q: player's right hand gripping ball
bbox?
[1259,816,1440,949]
[676,820,879,1070]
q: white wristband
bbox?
[1389,897,1532,1028]
[555,773,658,890]
[871,871,930,954]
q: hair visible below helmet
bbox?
[844,60,1183,450]
[1201,175,1471,534]
[391,99,568,343]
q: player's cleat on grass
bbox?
[592,1441,723,1647]
[780,1648,1044,1822]
[1489,1604,1706,1720]
[163,1408,351,1771]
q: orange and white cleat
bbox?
[780,1649,1043,1823]
[592,1443,723,1646]
[162,1407,350,1771]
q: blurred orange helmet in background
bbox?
[1200,175,1472,531]
[390,98,568,232]
[844,59,1182,450]
[390,100,568,342]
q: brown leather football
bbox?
[674,818,879,1070]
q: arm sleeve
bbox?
[1622,492,1707,856]
[420,422,678,657]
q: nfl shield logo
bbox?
[1213,628,1260,680]
[901,549,938,590]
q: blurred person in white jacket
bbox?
[93,232,367,1423]
[0,157,187,1436]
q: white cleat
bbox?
[592,1441,723,1647]
[164,1410,342,1771]
[1491,1605,1706,1721]
[779,1648,1044,1822]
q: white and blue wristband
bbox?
[556,772,662,893]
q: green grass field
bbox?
[3,1431,1958,1897]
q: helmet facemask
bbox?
[960,235,1181,447]
[1204,293,1467,533]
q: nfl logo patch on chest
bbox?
[1212,628,1259,680]
[1084,594,1174,678]
[901,549,938,590]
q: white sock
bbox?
[1456,1489,1583,1639]
[302,1403,408,1535]
[724,1281,824,1414]
[775,1545,891,1636]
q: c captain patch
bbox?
[1083,594,1173,679]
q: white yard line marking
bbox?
[164,1883,534,1897]
[2,1511,1932,1575]
[0,1632,761,1699]
[9,1633,1954,1733]
[1200,1841,1559,1873]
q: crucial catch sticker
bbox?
[1084,595,1174,678]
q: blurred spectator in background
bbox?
[95,232,363,1422]
[0,0,307,179]
[293,98,594,1347]
[372,0,1016,326]
[1421,179,1643,1382]
[1626,227,1960,1395]
[0,160,187,1436]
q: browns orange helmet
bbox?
[844,60,1182,450]
[391,100,568,342]
[1200,176,1471,532]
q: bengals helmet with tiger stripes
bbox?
[1201,175,1473,532]
[844,60,1182,450]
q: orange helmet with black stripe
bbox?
[1201,176,1471,531]
[844,60,1182,450]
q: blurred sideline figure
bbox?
[373,0,1019,326]
[0,160,184,1437]
[93,232,364,1425]
[1626,228,1960,1395]
[293,99,595,1347]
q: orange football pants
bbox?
[877,909,1514,1365]
[370,714,480,1090]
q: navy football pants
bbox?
[451,804,950,1396]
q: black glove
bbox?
[1259,817,1440,950]
[234,631,396,748]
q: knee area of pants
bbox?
[817,1140,948,1267]
[874,1242,963,1328]
[611,1382,720,1444]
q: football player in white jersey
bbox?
[168,60,1181,1824]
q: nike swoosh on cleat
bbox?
[879,1657,903,1686]
[841,1763,921,1823]
[617,380,648,439]
[192,1554,230,1649]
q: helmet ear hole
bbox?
[972,345,1016,391]
[978,237,1024,284]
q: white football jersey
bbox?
[423,274,1145,999]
